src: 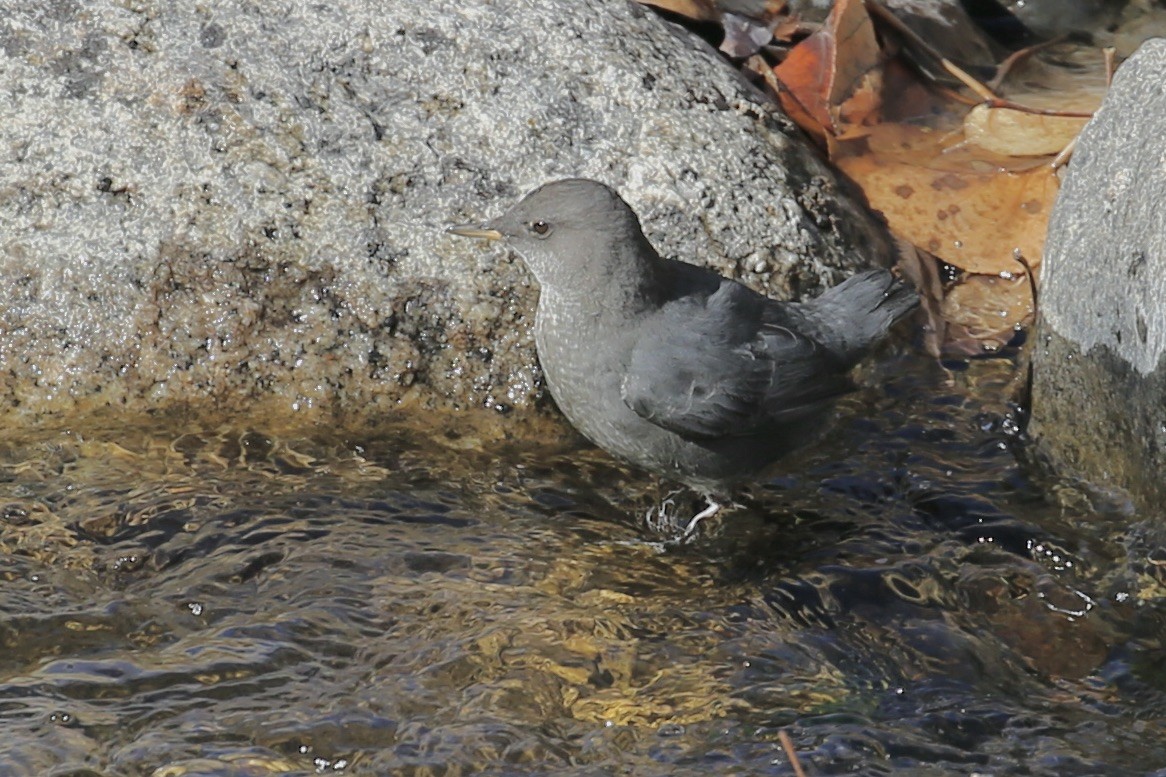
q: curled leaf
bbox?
[771,0,883,138]
[963,91,1101,157]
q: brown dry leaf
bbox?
[835,124,1059,274]
[964,91,1102,157]
[771,0,883,138]
[941,272,1035,356]
[963,104,1090,157]
[892,238,946,358]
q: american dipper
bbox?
[450,179,917,533]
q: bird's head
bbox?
[449,178,656,295]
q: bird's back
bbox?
[533,258,915,492]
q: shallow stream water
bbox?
[2,351,1165,776]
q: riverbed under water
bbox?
[2,351,1165,776]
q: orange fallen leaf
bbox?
[771,0,883,139]
[836,124,1059,274]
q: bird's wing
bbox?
[621,281,852,440]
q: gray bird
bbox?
[449,179,917,535]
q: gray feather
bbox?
[621,276,855,440]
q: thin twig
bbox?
[1014,249,1039,314]
[1051,135,1078,170]
[869,0,1096,121]
[935,84,982,107]
[779,730,808,777]
[981,97,1094,118]
[864,0,950,77]
[987,34,1069,93]
[941,58,997,101]
[945,55,1094,118]
[1104,47,1117,86]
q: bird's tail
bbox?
[800,268,918,365]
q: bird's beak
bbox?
[447,224,504,241]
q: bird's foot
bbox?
[644,488,686,535]
[643,492,723,545]
[680,498,722,541]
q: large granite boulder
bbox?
[0,0,893,425]
[1030,39,1166,511]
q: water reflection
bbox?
[1,353,1164,775]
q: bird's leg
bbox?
[680,498,722,541]
[646,491,726,544]
[645,488,685,533]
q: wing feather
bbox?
[621,280,851,440]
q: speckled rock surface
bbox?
[1030,39,1166,511]
[0,0,893,425]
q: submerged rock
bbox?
[0,0,892,425]
[1003,0,1125,38]
[1030,39,1166,511]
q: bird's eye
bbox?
[529,220,551,237]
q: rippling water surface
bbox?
[2,353,1165,776]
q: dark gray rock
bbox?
[1005,0,1125,38]
[1030,39,1166,510]
[0,0,892,425]
[883,0,997,70]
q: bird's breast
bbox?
[533,296,779,492]
[533,298,638,436]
